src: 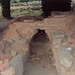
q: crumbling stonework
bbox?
[51,32,75,75]
[0,11,75,75]
[3,12,75,41]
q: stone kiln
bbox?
[1,11,75,75]
[3,12,75,40]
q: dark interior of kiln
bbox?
[24,29,57,75]
[29,29,52,58]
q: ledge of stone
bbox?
[58,46,73,68]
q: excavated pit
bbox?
[24,29,57,75]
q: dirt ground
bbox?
[24,30,57,75]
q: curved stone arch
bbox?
[29,28,52,54]
[30,28,50,41]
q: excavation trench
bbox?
[24,29,57,75]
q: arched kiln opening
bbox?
[24,29,57,75]
[29,29,51,55]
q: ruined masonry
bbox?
[0,11,75,75]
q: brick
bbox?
[11,50,17,57]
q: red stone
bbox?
[68,38,75,44]
[0,54,12,61]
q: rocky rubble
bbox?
[0,11,75,75]
[51,32,75,75]
[0,38,29,75]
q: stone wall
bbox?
[51,32,75,75]
[3,12,75,40]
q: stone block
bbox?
[58,46,73,68]
[52,32,65,46]
[0,54,12,61]
[67,70,75,75]
[0,60,9,72]
[1,67,16,75]
[0,51,4,57]
[24,20,34,23]
[57,65,67,75]
[51,11,66,18]
[9,54,26,75]
[11,38,29,54]
[52,32,65,39]
[52,38,63,46]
